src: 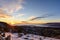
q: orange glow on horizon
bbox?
[0,20,46,25]
[0,19,60,25]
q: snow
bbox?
[5,33,60,40]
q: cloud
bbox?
[28,14,53,21]
[28,16,36,20]
[0,0,24,14]
[0,9,11,18]
[12,13,25,18]
[18,14,25,16]
[28,16,43,21]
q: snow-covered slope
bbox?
[5,33,60,40]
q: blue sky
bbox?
[17,0,60,22]
[0,0,60,24]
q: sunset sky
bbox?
[0,0,60,25]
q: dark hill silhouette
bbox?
[0,22,12,32]
[0,22,9,27]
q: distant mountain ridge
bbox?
[43,22,60,28]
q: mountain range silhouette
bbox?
[44,22,60,28]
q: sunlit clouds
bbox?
[28,16,36,20]
[0,9,26,25]
[0,9,11,18]
[0,0,24,14]
[0,0,26,24]
[17,14,25,17]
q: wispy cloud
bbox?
[29,14,53,21]
[17,14,25,17]
[12,13,25,19]
[28,16,36,20]
[0,0,24,14]
[0,9,11,18]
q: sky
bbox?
[0,0,60,24]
